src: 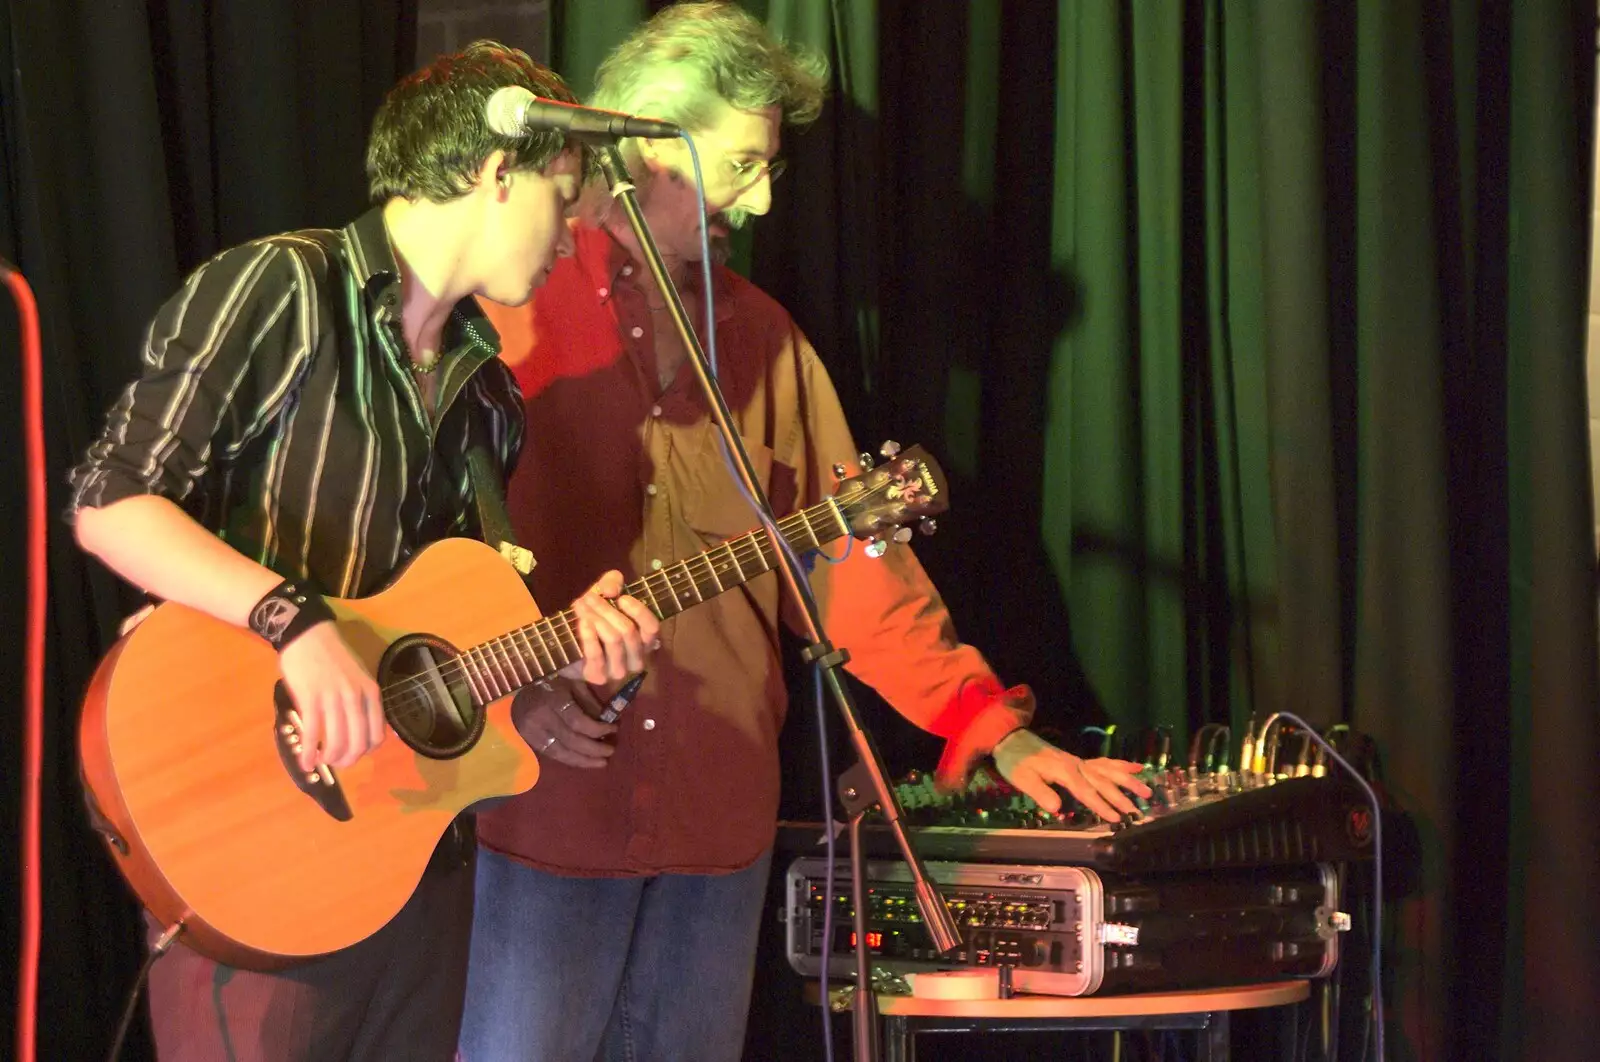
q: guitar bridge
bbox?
[272,685,353,822]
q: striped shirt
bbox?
[68,207,524,598]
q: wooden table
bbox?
[818,980,1311,1061]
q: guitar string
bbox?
[377,489,862,709]
[376,478,911,729]
[376,499,842,728]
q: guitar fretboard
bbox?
[453,499,850,705]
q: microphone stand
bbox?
[593,144,962,1061]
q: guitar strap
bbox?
[464,407,537,577]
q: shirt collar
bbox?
[576,223,737,324]
[343,206,402,304]
[341,205,501,356]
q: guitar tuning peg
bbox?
[864,538,889,559]
[857,451,876,471]
[919,518,938,536]
[879,440,902,459]
[892,527,913,544]
[832,463,848,479]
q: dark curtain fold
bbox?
[555,1,1600,1059]
[0,3,415,1058]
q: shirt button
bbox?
[651,404,663,417]
[651,558,663,570]
[622,264,633,276]
[598,287,609,298]
[645,483,658,496]
[642,718,656,730]
[631,326,644,339]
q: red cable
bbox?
[7,263,45,1062]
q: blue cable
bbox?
[680,128,838,1062]
[1274,712,1385,1062]
[679,133,719,380]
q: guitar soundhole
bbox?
[378,634,485,759]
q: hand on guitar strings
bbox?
[571,570,660,685]
[278,620,386,772]
[991,729,1151,823]
[514,570,659,767]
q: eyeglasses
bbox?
[725,156,787,187]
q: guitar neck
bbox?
[457,498,850,702]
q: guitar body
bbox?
[76,445,950,971]
[79,537,543,970]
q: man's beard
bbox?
[705,209,752,264]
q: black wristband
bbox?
[247,579,336,651]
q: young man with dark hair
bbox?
[69,41,657,1061]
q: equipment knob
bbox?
[919,518,938,536]
[865,538,889,559]
[857,451,876,471]
[879,440,902,458]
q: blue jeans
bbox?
[458,846,774,1062]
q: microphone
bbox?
[485,85,682,142]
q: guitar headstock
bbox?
[832,444,949,550]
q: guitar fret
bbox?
[633,577,663,618]
[487,638,517,692]
[479,644,511,700]
[536,626,560,678]
[658,569,684,614]
[643,575,668,617]
[747,529,774,572]
[798,508,822,550]
[556,613,583,664]
[523,625,552,677]
[516,626,550,678]
[540,617,571,668]
[701,551,725,594]
[722,540,746,583]
[497,636,528,686]
[543,618,569,670]
[497,640,520,694]
[821,497,851,540]
[460,649,493,705]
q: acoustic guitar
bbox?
[79,448,946,969]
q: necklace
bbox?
[401,310,495,376]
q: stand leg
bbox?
[1198,1010,1230,1062]
[884,1017,912,1062]
[849,812,879,1062]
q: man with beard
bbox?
[458,5,1150,1060]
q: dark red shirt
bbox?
[474,225,1031,875]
